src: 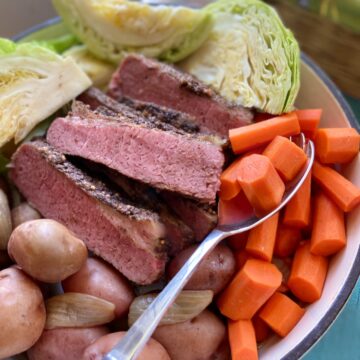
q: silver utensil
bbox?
[105,134,314,360]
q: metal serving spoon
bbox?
[105,135,314,360]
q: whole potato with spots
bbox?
[27,326,109,360]
[0,267,46,358]
[168,244,236,294]
[8,219,88,283]
[153,310,226,360]
[83,331,170,360]
[62,257,134,318]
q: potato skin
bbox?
[83,331,170,360]
[0,267,46,358]
[168,244,236,294]
[62,258,134,318]
[27,326,108,360]
[153,310,226,360]
[8,219,88,283]
[11,202,41,228]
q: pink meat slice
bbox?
[47,105,225,203]
[108,54,253,136]
[10,140,167,285]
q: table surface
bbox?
[0,2,359,360]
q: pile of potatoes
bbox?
[0,186,237,360]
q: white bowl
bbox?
[13,19,360,360]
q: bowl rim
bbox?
[13,17,360,360]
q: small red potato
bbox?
[0,267,46,358]
[62,257,135,318]
[8,219,87,283]
[153,310,226,360]
[83,331,170,360]
[27,326,108,360]
[168,244,236,294]
[11,202,41,228]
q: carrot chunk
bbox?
[312,160,360,212]
[259,292,305,337]
[295,109,322,139]
[310,192,346,256]
[287,242,328,303]
[229,112,300,154]
[246,213,279,262]
[283,171,311,228]
[228,319,258,360]
[234,250,253,271]
[237,154,285,215]
[252,314,271,343]
[274,225,302,258]
[220,157,243,200]
[315,128,359,164]
[263,136,307,181]
[217,259,282,320]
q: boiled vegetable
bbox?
[259,292,305,337]
[252,314,271,343]
[229,112,300,154]
[274,224,302,258]
[0,38,91,146]
[219,156,243,200]
[11,202,41,228]
[53,0,212,63]
[310,192,346,256]
[295,109,322,139]
[217,259,282,320]
[287,242,328,303]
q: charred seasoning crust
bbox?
[28,139,161,222]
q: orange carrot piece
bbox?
[263,136,307,181]
[287,242,328,303]
[259,292,305,337]
[217,259,282,320]
[220,157,243,200]
[312,160,360,212]
[246,213,279,262]
[310,192,346,256]
[228,319,258,360]
[315,128,360,164]
[228,232,249,251]
[219,191,254,226]
[229,112,300,154]
[234,250,253,271]
[237,154,285,215]
[274,225,302,258]
[283,171,312,228]
[295,109,322,139]
[252,314,271,343]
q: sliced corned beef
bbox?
[47,102,225,203]
[107,54,253,136]
[10,140,167,284]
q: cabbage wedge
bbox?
[52,0,212,63]
[0,38,91,147]
[180,0,300,114]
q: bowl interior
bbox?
[11,20,360,360]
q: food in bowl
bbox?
[1,0,359,359]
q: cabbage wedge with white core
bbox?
[0,39,91,147]
[52,0,213,63]
[180,0,300,115]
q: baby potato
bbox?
[8,219,87,283]
[62,257,134,318]
[0,267,46,359]
[83,331,170,360]
[27,326,108,360]
[153,310,226,360]
[11,202,41,228]
[168,244,236,294]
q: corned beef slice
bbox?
[47,102,224,203]
[108,54,253,136]
[10,140,167,285]
[160,191,217,242]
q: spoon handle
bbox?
[104,228,227,360]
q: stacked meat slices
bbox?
[10,55,253,284]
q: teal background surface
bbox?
[305,97,360,360]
